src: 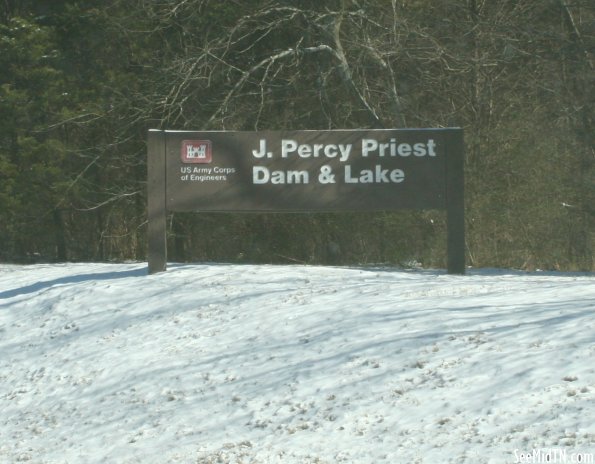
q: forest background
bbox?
[1,0,593,270]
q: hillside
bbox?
[1,263,594,463]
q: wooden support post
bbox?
[147,129,167,274]
[445,129,465,274]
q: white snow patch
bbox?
[1,263,594,463]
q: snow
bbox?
[1,262,594,463]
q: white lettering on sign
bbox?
[179,165,235,183]
[247,135,442,186]
[251,137,437,163]
[361,138,436,157]
[344,165,405,184]
[281,139,352,162]
[253,166,310,184]
[252,139,273,158]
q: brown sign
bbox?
[165,130,448,212]
[148,128,464,273]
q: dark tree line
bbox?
[1,0,593,270]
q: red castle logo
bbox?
[181,140,212,163]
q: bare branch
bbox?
[559,0,594,70]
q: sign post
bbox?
[147,130,167,274]
[445,129,465,275]
[147,128,465,274]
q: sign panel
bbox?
[165,129,448,212]
[147,128,465,274]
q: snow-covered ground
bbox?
[1,263,594,464]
